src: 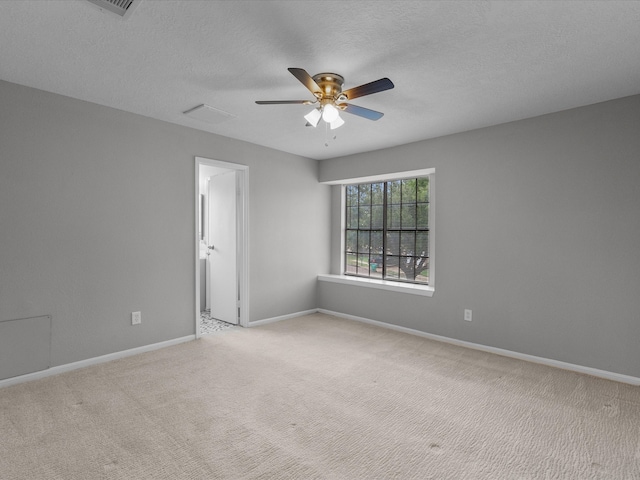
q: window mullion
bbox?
[368,184,373,275]
[382,182,388,279]
[344,186,348,275]
[411,179,419,282]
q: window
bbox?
[345,176,430,285]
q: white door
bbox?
[207,171,238,324]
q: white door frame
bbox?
[195,157,249,336]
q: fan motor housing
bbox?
[312,73,344,99]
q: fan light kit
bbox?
[256,68,394,130]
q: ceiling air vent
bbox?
[85,0,142,19]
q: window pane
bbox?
[356,256,369,276]
[401,204,416,229]
[401,231,415,255]
[416,231,429,256]
[346,185,358,206]
[385,264,400,280]
[386,231,400,256]
[345,253,358,275]
[358,184,371,205]
[371,205,383,229]
[371,182,384,205]
[369,260,379,276]
[388,180,401,204]
[389,205,401,229]
[358,205,371,229]
[357,231,370,254]
[417,203,428,229]
[346,230,357,253]
[416,257,429,282]
[402,179,416,202]
[347,206,358,229]
[401,257,415,280]
[371,231,383,259]
[416,177,429,203]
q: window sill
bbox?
[318,274,434,297]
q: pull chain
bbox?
[324,121,337,147]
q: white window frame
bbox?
[319,168,435,297]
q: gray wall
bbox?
[0,79,330,367]
[318,95,640,378]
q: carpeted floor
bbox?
[1,313,639,479]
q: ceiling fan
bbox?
[256,68,394,129]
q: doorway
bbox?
[195,157,249,336]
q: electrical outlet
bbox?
[131,311,142,325]
[464,309,472,322]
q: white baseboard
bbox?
[0,335,195,389]
[6,310,637,389]
[249,309,319,327]
[318,309,640,386]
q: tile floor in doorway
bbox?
[200,310,237,335]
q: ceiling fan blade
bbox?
[255,100,314,105]
[341,78,394,101]
[339,103,384,121]
[288,68,323,97]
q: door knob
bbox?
[208,245,215,250]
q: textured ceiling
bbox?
[1,1,639,160]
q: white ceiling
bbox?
[1,1,639,160]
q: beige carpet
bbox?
[1,313,639,479]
